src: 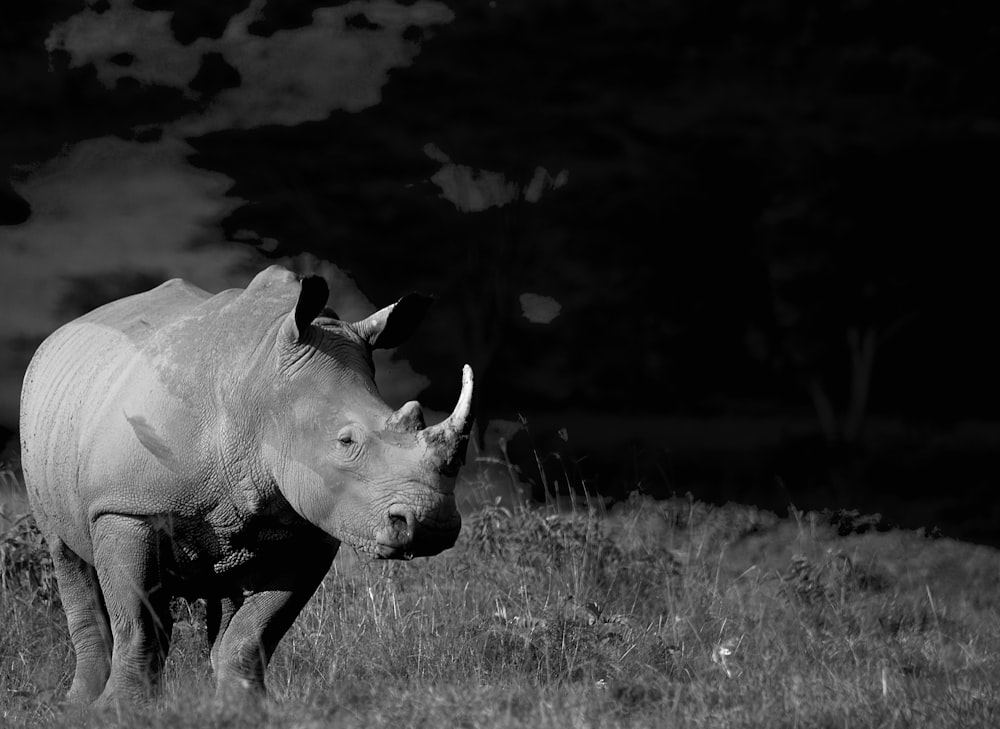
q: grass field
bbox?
[2,461,1000,728]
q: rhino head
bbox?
[259,274,471,559]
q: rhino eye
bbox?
[336,427,358,447]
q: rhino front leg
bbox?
[213,549,334,700]
[50,539,112,702]
[207,595,239,677]
[91,515,174,705]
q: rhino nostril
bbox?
[387,505,414,536]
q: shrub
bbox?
[0,507,57,605]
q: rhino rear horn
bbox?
[352,293,433,349]
[386,401,426,433]
[282,275,330,343]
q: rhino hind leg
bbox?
[90,515,174,705]
[50,540,112,702]
[213,548,335,700]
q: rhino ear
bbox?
[281,275,330,343]
[352,293,433,349]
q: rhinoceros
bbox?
[19,265,472,704]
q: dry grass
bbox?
[2,459,1000,728]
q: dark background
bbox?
[2,1,999,544]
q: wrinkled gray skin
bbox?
[19,265,472,705]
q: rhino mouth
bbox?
[375,543,416,560]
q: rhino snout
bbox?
[375,502,461,559]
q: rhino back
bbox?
[75,278,215,342]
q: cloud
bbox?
[47,2,191,90]
[2,135,252,296]
[519,293,562,324]
[424,143,568,212]
[46,0,455,134]
[524,166,570,203]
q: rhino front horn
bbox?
[419,364,474,476]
